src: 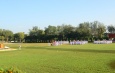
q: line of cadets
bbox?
[50,40,113,46]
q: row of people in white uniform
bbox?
[94,40,112,44]
[70,40,112,45]
[70,40,88,45]
[50,40,113,46]
[51,41,69,46]
[51,41,61,46]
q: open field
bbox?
[0,43,115,73]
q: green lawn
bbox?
[0,43,115,73]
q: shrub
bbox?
[0,67,25,73]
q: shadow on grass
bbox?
[24,46,115,54]
[48,48,115,54]
[108,60,115,69]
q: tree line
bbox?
[0,21,115,43]
[0,29,25,43]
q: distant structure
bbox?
[0,43,10,49]
[108,33,115,43]
[108,33,115,39]
[0,43,4,49]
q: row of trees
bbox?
[25,21,115,43]
[0,29,25,43]
[0,21,115,43]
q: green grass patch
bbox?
[0,43,115,73]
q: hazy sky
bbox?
[0,0,115,33]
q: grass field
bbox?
[0,43,115,73]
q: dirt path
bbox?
[0,48,17,51]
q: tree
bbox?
[90,21,106,38]
[44,25,58,41]
[2,29,13,42]
[29,26,39,36]
[107,25,115,33]
[90,21,98,37]
[56,25,64,40]
[0,29,2,36]
[62,24,75,40]
[0,29,4,42]
[77,22,91,39]
[14,33,19,42]
[97,24,106,38]
[17,32,25,42]
[29,26,44,36]
[14,32,25,42]
[28,26,44,42]
[44,25,57,35]
[0,36,5,42]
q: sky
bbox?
[0,0,115,34]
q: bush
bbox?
[0,67,25,73]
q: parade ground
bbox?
[0,43,115,73]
